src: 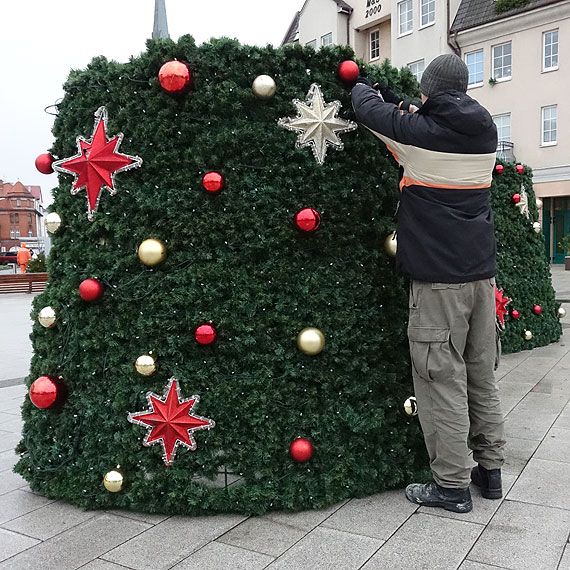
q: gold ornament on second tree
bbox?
[557,306,566,319]
[384,231,397,257]
[138,239,167,266]
[135,354,157,376]
[38,306,56,328]
[524,330,533,341]
[252,75,277,99]
[297,327,325,355]
[45,212,62,233]
[103,469,124,493]
[404,396,418,416]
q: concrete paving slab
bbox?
[0,432,22,455]
[531,373,570,396]
[458,562,510,570]
[419,473,516,525]
[558,545,570,570]
[265,526,382,570]
[499,382,535,415]
[0,513,151,570]
[217,515,307,557]
[554,403,570,430]
[468,500,570,570]
[320,490,418,540]
[504,393,566,441]
[105,509,171,526]
[0,470,27,496]
[173,541,274,570]
[534,428,570,463]
[101,514,246,570]
[502,437,540,475]
[507,458,570,510]
[0,528,40,563]
[0,386,27,400]
[80,560,135,570]
[0,490,53,526]
[0,401,23,414]
[0,450,18,473]
[261,500,347,531]
[2,501,98,540]
[0,417,23,435]
[361,513,483,570]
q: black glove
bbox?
[401,97,422,112]
[377,82,401,105]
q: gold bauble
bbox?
[38,306,56,328]
[252,75,277,99]
[297,327,325,355]
[45,212,62,233]
[524,330,533,341]
[536,198,543,209]
[103,470,124,493]
[384,231,397,257]
[138,239,167,266]
[532,222,541,233]
[557,307,566,319]
[404,396,418,416]
[135,354,157,376]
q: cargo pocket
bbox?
[408,326,451,382]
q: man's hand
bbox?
[355,76,374,88]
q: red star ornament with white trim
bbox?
[53,107,142,221]
[495,286,511,327]
[128,378,215,466]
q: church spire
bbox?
[152,0,170,39]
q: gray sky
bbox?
[0,0,303,205]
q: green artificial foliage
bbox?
[491,162,562,352]
[16,38,428,515]
[26,253,47,273]
[15,37,560,515]
[494,0,532,14]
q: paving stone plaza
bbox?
[0,267,569,570]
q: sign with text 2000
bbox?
[366,0,381,18]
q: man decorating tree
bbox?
[351,54,505,513]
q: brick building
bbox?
[0,180,45,254]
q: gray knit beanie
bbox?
[420,54,469,97]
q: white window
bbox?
[370,30,380,60]
[420,0,435,27]
[10,230,15,239]
[493,114,511,142]
[398,0,413,36]
[321,32,333,48]
[16,199,21,206]
[28,229,33,237]
[306,39,317,49]
[408,59,425,82]
[542,105,557,145]
[15,230,20,239]
[492,42,512,81]
[543,30,558,71]
[466,49,484,86]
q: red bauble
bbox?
[29,376,65,409]
[512,193,521,204]
[202,172,225,193]
[295,208,321,232]
[495,164,504,174]
[195,324,216,345]
[338,60,360,83]
[516,164,525,174]
[533,304,542,315]
[79,278,104,302]
[35,153,55,174]
[511,309,520,319]
[289,437,314,462]
[158,61,192,94]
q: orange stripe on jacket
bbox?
[399,175,491,192]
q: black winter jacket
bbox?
[351,85,498,283]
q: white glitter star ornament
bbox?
[278,83,357,165]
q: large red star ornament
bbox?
[52,107,142,221]
[495,286,511,327]
[127,378,215,466]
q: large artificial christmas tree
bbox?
[18,37,560,515]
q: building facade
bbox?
[283,0,570,262]
[0,181,46,254]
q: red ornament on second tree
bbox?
[495,164,504,174]
[533,304,542,315]
[195,324,216,345]
[512,193,521,204]
[35,153,55,174]
[516,164,525,174]
[338,60,359,83]
[79,278,104,302]
[295,208,321,233]
[511,309,520,319]
[202,172,225,194]
[289,437,314,462]
[158,61,193,94]
[29,376,65,409]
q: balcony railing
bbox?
[497,141,516,163]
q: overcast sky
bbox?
[0,0,303,205]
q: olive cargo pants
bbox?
[408,278,506,489]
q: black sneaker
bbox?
[471,465,502,499]
[405,482,473,513]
